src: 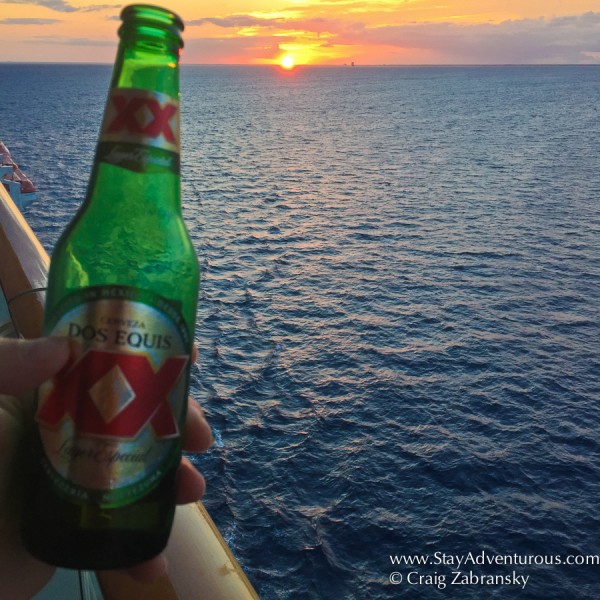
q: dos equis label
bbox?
[37,286,190,508]
[97,87,180,174]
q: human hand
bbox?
[0,336,212,597]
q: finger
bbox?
[175,457,206,504]
[182,398,213,452]
[0,337,70,396]
[122,554,168,582]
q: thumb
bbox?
[0,337,70,396]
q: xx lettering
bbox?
[108,94,177,143]
[37,350,187,439]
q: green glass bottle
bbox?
[21,4,198,569]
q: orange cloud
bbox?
[184,11,600,65]
[2,0,118,11]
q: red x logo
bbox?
[107,94,177,143]
[37,350,188,439]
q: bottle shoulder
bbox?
[46,212,198,325]
[51,211,195,266]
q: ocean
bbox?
[1,64,599,599]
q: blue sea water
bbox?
[1,64,600,599]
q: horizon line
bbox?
[1,61,599,67]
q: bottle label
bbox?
[36,285,190,508]
[97,88,180,174]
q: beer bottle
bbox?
[21,4,198,569]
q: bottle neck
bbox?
[85,37,181,213]
[113,4,183,94]
[83,6,184,214]
[110,35,181,95]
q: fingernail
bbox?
[199,413,214,446]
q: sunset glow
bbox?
[280,54,295,70]
[0,1,599,64]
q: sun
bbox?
[280,54,295,70]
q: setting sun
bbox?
[280,54,295,70]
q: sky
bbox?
[1,0,600,65]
